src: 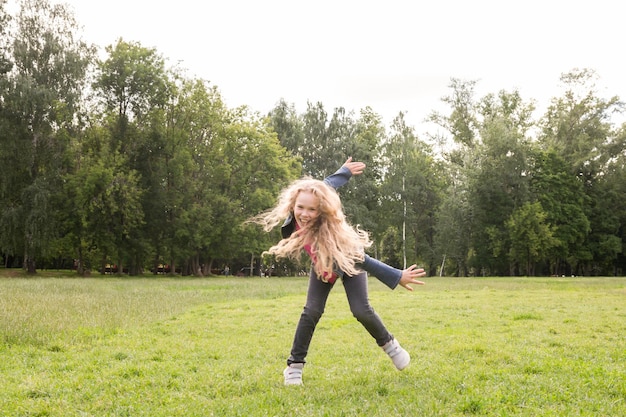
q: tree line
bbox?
[1,0,625,277]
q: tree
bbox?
[93,38,169,126]
[602,135,626,275]
[506,202,557,276]
[223,110,300,274]
[58,125,109,275]
[539,68,624,274]
[434,175,471,276]
[468,118,531,274]
[429,79,481,275]
[380,112,440,271]
[342,107,385,235]
[380,226,402,269]
[540,69,622,181]
[0,1,10,72]
[299,102,355,179]
[91,38,174,274]
[268,98,305,157]
[428,78,479,150]
[528,149,590,275]
[0,0,94,273]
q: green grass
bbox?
[1,275,625,416]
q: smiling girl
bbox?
[252,158,426,385]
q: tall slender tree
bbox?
[381,112,440,271]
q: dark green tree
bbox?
[539,68,624,275]
[506,202,558,275]
[268,98,305,158]
[528,149,590,275]
[0,0,94,273]
[380,226,403,269]
[91,39,171,274]
[468,108,532,275]
[300,102,355,178]
[601,133,626,274]
[231,115,301,274]
[342,107,385,235]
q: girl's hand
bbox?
[399,264,426,291]
[343,157,366,176]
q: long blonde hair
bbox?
[251,177,372,278]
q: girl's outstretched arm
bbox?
[359,255,425,290]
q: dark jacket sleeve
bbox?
[323,166,352,189]
[357,254,402,290]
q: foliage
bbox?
[505,202,558,275]
[0,0,95,273]
[1,1,625,276]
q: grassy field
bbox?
[0,273,624,416]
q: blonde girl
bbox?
[253,157,425,385]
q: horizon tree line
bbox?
[1,0,625,277]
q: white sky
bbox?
[11,0,626,136]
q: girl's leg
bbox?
[342,272,393,347]
[287,269,333,365]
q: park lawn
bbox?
[0,275,625,416]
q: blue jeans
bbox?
[287,269,393,365]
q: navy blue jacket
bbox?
[280,166,402,289]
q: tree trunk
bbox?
[24,255,36,274]
[76,246,86,276]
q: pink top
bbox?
[295,223,338,284]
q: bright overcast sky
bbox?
[13,0,626,135]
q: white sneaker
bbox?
[283,363,304,386]
[383,338,410,370]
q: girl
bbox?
[253,157,426,385]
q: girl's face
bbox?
[294,190,320,229]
